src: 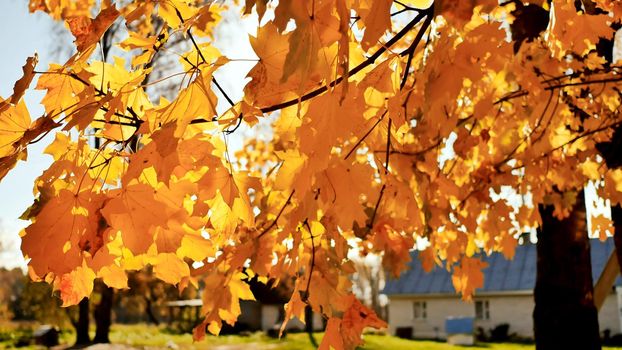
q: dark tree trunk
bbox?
[597,124,622,269]
[93,285,113,344]
[305,304,314,333]
[305,305,317,347]
[614,205,622,268]
[534,191,601,350]
[75,298,91,346]
[144,297,161,325]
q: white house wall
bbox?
[600,294,621,334]
[471,295,534,338]
[388,293,621,340]
[388,297,474,339]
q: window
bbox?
[475,300,490,320]
[413,301,427,320]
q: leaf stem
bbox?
[344,110,388,160]
[301,219,316,303]
[257,190,296,238]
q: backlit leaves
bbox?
[101,183,170,254]
[6,1,622,349]
[68,5,120,53]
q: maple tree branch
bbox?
[93,119,141,127]
[494,88,556,168]
[76,139,111,192]
[212,77,236,107]
[27,98,99,145]
[352,4,418,26]
[344,110,388,160]
[45,71,142,123]
[175,7,237,109]
[140,24,169,86]
[549,76,622,89]
[385,118,392,174]
[368,184,386,230]
[399,9,433,89]
[457,185,483,211]
[301,219,316,303]
[382,139,443,157]
[492,73,621,168]
[224,114,244,134]
[539,65,622,85]
[89,156,112,170]
[502,119,622,174]
[257,190,296,239]
[527,89,561,149]
[496,75,622,105]
[538,120,622,159]
[187,28,236,108]
[27,126,59,145]
[260,9,430,114]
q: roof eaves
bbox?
[386,289,534,299]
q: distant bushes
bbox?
[476,323,532,344]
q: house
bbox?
[166,277,323,333]
[383,239,622,340]
[165,300,324,333]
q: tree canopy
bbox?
[2,0,622,348]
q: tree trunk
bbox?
[613,205,622,265]
[534,191,601,350]
[597,124,622,270]
[93,285,113,343]
[144,297,161,325]
[305,305,317,347]
[75,298,91,346]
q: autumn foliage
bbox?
[2,0,622,348]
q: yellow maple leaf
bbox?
[452,256,488,300]
[101,183,170,254]
[0,54,38,112]
[67,5,120,53]
[57,263,96,306]
[21,189,105,277]
[98,264,129,289]
[152,253,190,284]
[591,214,613,241]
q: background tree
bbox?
[535,191,600,350]
[0,268,26,321]
[13,279,72,330]
[351,253,386,319]
[2,1,622,349]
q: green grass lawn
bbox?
[107,325,622,350]
[107,325,539,349]
[4,323,622,349]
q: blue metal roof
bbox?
[383,239,621,295]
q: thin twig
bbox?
[344,110,388,160]
[174,7,237,108]
[368,184,386,230]
[385,118,392,174]
[495,76,622,105]
[399,9,433,89]
[301,219,316,302]
[257,190,296,238]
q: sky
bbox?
[0,1,66,269]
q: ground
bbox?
[3,324,622,349]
